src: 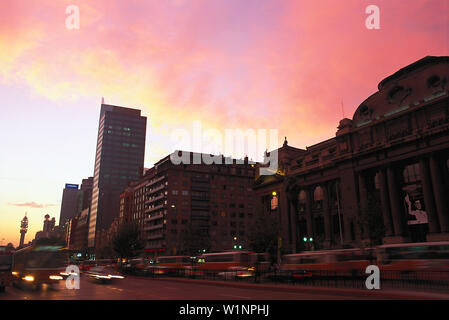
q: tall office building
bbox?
[88,104,147,248]
[59,183,82,226]
[80,177,93,211]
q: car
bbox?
[142,265,168,276]
[85,266,124,283]
[183,266,205,278]
[217,266,255,280]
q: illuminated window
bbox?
[403,164,420,184]
[313,186,324,210]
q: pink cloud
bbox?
[0,0,447,151]
[9,202,56,209]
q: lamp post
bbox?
[303,236,314,250]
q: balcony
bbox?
[144,224,164,232]
[191,184,210,191]
[191,177,210,183]
[147,175,167,187]
[191,195,210,201]
[145,203,165,214]
[191,203,210,210]
[146,193,165,203]
[146,184,166,195]
[146,212,164,222]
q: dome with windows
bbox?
[352,56,449,128]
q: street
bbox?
[0,274,383,300]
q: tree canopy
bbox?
[112,222,144,259]
[245,210,280,262]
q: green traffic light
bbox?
[303,237,307,242]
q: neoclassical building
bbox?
[254,56,449,253]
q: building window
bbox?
[313,186,324,210]
[403,163,420,184]
[299,190,306,213]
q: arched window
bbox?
[314,186,324,201]
[299,190,306,203]
[313,186,324,210]
[403,163,420,184]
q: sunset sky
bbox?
[0,0,448,247]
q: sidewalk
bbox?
[132,275,449,300]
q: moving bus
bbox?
[375,242,449,281]
[195,251,254,275]
[12,245,69,288]
[281,248,373,278]
[250,253,271,273]
[0,246,13,292]
[156,256,191,269]
[146,256,192,275]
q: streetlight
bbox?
[303,237,314,242]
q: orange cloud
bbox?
[0,0,447,154]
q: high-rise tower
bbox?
[59,183,82,226]
[88,104,147,248]
[19,213,28,248]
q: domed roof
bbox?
[353,56,449,127]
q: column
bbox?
[378,169,394,237]
[322,183,332,247]
[334,181,345,245]
[429,156,449,233]
[358,172,368,240]
[358,172,368,211]
[286,184,298,254]
[419,158,440,233]
[304,188,314,238]
[387,166,405,237]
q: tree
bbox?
[179,222,210,256]
[112,222,144,262]
[357,194,385,249]
[245,210,280,264]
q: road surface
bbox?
[0,274,382,300]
